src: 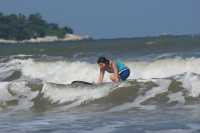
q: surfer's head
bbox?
[97,56,110,68]
[97,56,109,64]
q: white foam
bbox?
[42,82,119,109]
[20,59,111,84]
[8,81,38,101]
[0,59,21,74]
[109,79,171,112]
[2,57,200,84]
[0,82,13,102]
[2,57,200,99]
[126,57,200,79]
[168,92,185,104]
[177,73,200,97]
[0,81,38,110]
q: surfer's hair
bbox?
[97,56,110,64]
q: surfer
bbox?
[97,56,130,83]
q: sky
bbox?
[0,0,199,39]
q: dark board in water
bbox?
[46,81,95,89]
[71,81,94,87]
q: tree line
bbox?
[0,12,74,40]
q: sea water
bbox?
[1,36,200,133]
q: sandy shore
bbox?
[0,34,90,44]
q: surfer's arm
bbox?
[112,62,119,82]
[97,68,105,83]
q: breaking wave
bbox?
[1,56,200,112]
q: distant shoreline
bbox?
[0,34,199,44]
[0,34,91,44]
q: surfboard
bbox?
[71,81,94,87]
[46,81,94,89]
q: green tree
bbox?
[63,26,73,34]
[0,12,74,40]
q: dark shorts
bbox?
[119,68,130,81]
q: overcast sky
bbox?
[0,0,199,38]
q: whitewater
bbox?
[1,36,200,133]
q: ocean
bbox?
[1,35,200,133]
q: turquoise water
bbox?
[1,35,200,133]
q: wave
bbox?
[0,75,200,112]
[1,57,200,83]
[1,57,200,112]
